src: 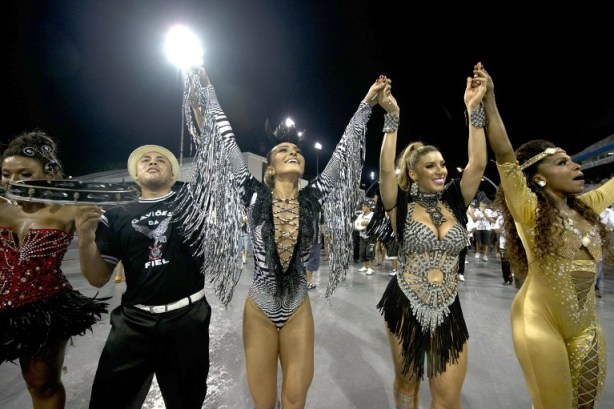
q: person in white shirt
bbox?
[596,204,614,297]
[493,213,513,285]
[472,201,496,261]
[354,201,376,275]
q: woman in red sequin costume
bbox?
[0,130,107,409]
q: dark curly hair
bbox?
[494,139,608,281]
[2,129,64,177]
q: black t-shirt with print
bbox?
[95,192,205,306]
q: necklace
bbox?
[272,191,298,204]
[415,190,446,227]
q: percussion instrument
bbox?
[2,179,140,205]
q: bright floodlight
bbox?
[165,25,203,70]
[284,117,295,128]
[315,142,322,150]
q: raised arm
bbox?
[174,65,250,306]
[320,75,387,299]
[459,70,488,205]
[187,66,210,130]
[75,206,114,288]
[476,63,516,164]
[316,75,387,199]
[378,79,400,229]
[184,65,252,186]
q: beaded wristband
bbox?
[467,102,486,128]
[383,113,400,133]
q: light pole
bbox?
[164,24,204,166]
[314,142,322,177]
[365,171,378,196]
[456,167,498,190]
[480,175,498,190]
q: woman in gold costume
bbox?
[479,62,612,408]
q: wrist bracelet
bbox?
[466,102,486,128]
[383,113,400,133]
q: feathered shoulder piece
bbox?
[265,118,306,145]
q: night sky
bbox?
[3,1,614,194]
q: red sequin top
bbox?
[0,228,73,310]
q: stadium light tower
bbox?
[314,142,322,176]
[164,25,204,166]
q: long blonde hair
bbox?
[396,142,439,190]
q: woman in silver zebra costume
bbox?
[375,73,488,408]
[174,65,388,409]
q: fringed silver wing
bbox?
[173,77,243,308]
[321,103,372,300]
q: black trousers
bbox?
[458,246,468,275]
[89,298,211,409]
[359,235,376,261]
[501,257,513,283]
[352,230,360,261]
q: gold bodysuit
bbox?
[498,161,614,408]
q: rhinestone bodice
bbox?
[397,202,468,332]
[0,227,73,310]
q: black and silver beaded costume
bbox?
[175,75,370,328]
[376,179,469,379]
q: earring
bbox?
[537,180,546,187]
[410,182,418,196]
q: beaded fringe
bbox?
[322,118,367,300]
[377,277,468,379]
[173,75,243,308]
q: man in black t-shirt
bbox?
[76,145,211,409]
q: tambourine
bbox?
[4,179,140,205]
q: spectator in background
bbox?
[597,204,614,297]
[385,238,399,277]
[352,202,362,262]
[306,212,324,290]
[459,204,477,282]
[354,200,376,275]
[493,212,512,285]
[472,200,495,261]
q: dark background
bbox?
[3,1,613,196]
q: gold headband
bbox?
[519,147,565,171]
